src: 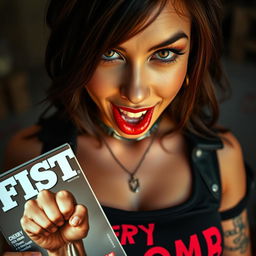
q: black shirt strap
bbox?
[186,132,223,202]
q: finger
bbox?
[37,190,65,227]
[56,190,76,221]
[62,204,89,241]
[20,215,50,237]
[3,252,42,256]
[69,204,89,235]
[23,199,56,233]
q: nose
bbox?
[120,64,149,104]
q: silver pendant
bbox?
[129,176,140,193]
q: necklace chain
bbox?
[102,133,156,193]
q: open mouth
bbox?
[112,104,155,135]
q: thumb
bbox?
[61,204,89,242]
[69,204,88,228]
[66,204,89,241]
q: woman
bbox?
[2,0,252,255]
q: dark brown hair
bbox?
[44,0,229,138]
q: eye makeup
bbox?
[101,50,124,62]
[150,48,185,63]
[101,47,185,64]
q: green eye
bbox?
[102,50,122,61]
[150,48,184,63]
[104,50,115,58]
[154,50,175,61]
[157,50,172,59]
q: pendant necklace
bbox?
[102,131,157,193]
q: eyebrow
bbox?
[115,31,189,53]
[148,31,189,52]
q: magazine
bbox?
[0,143,127,256]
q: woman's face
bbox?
[86,2,191,139]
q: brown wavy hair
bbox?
[44,0,229,137]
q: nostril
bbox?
[120,87,128,100]
[120,84,149,104]
[120,94,127,99]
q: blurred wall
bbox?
[0,0,48,69]
[0,0,49,169]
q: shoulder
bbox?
[217,131,246,211]
[3,125,43,172]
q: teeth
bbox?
[119,109,147,118]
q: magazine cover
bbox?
[0,143,127,256]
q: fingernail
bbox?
[71,216,81,226]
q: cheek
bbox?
[154,65,187,100]
[86,68,119,100]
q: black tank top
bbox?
[37,115,252,255]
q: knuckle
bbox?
[33,226,44,236]
[37,189,52,199]
[82,205,88,213]
[51,215,64,224]
[42,221,54,230]
[57,190,74,201]
[24,199,36,211]
[78,204,88,216]
[62,208,74,218]
[57,190,70,197]
[20,216,28,227]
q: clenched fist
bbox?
[20,190,89,255]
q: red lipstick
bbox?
[112,104,154,135]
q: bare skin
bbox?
[1,185,88,256]
[20,190,88,256]
[2,1,251,256]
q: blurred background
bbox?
[0,0,255,250]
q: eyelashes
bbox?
[101,48,185,64]
[102,50,121,62]
[151,49,185,63]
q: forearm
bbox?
[222,211,252,256]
